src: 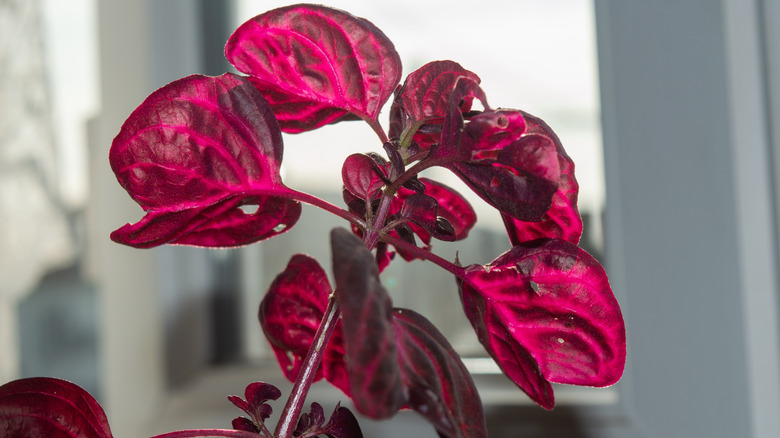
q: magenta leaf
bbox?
[0,377,113,438]
[225,4,403,133]
[390,60,480,147]
[228,381,282,433]
[501,110,582,244]
[458,238,626,409]
[331,228,487,437]
[109,73,301,248]
[259,254,334,383]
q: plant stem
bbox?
[282,188,366,228]
[274,162,396,437]
[367,118,389,144]
[363,193,394,250]
[382,233,466,278]
[274,297,341,438]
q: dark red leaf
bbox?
[330,228,404,419]
[319,404,363,438]
[390,61,480,147]
[442,108,559,221]
[393,309,487,438]
[294,403,363,438]
[0,377,113,438]
[228,381,281,431]
[110,73,301,248]
[259,254,334,382]
[433,78,488,161]
[231,417,261,433]
[399,193,454,241]
[225,4,402,132]
[330,228,487,437]
[385,178,476,262]
[342,153,388,201]
[404,178,476,241]
[457,238,626,409]
[502,111,582,244]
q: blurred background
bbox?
[1,0,779,437]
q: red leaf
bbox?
[226,4,402,132]
[458,238,626,409]
[0,377,113,438]
[390,61,480,146]
[259,254,333,382]
[330,228,404,418]
[109,73,301,248]
[400,178,476,241]
[331,229,487,437]
[502,111,583,244]
[342,153,388,201]
[393,309,487,438]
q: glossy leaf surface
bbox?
[502,110,582,244]
[331,228,487,437]
[110,73,301,248]
[0,377,113,438]
[226,4,402,132]
[458,238,626,409]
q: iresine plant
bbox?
[0,4,626,438]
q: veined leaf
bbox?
[0,378,113,438]
[458,238,626,409]
[331,228,487,437]
[226,4,402,132]
[110,73,301,248]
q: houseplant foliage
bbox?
[0,4,625,437]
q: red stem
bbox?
[274,296,341,438]
[280,188,365,228]
[382,233,466,278]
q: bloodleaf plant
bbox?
[0,4,626,438]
